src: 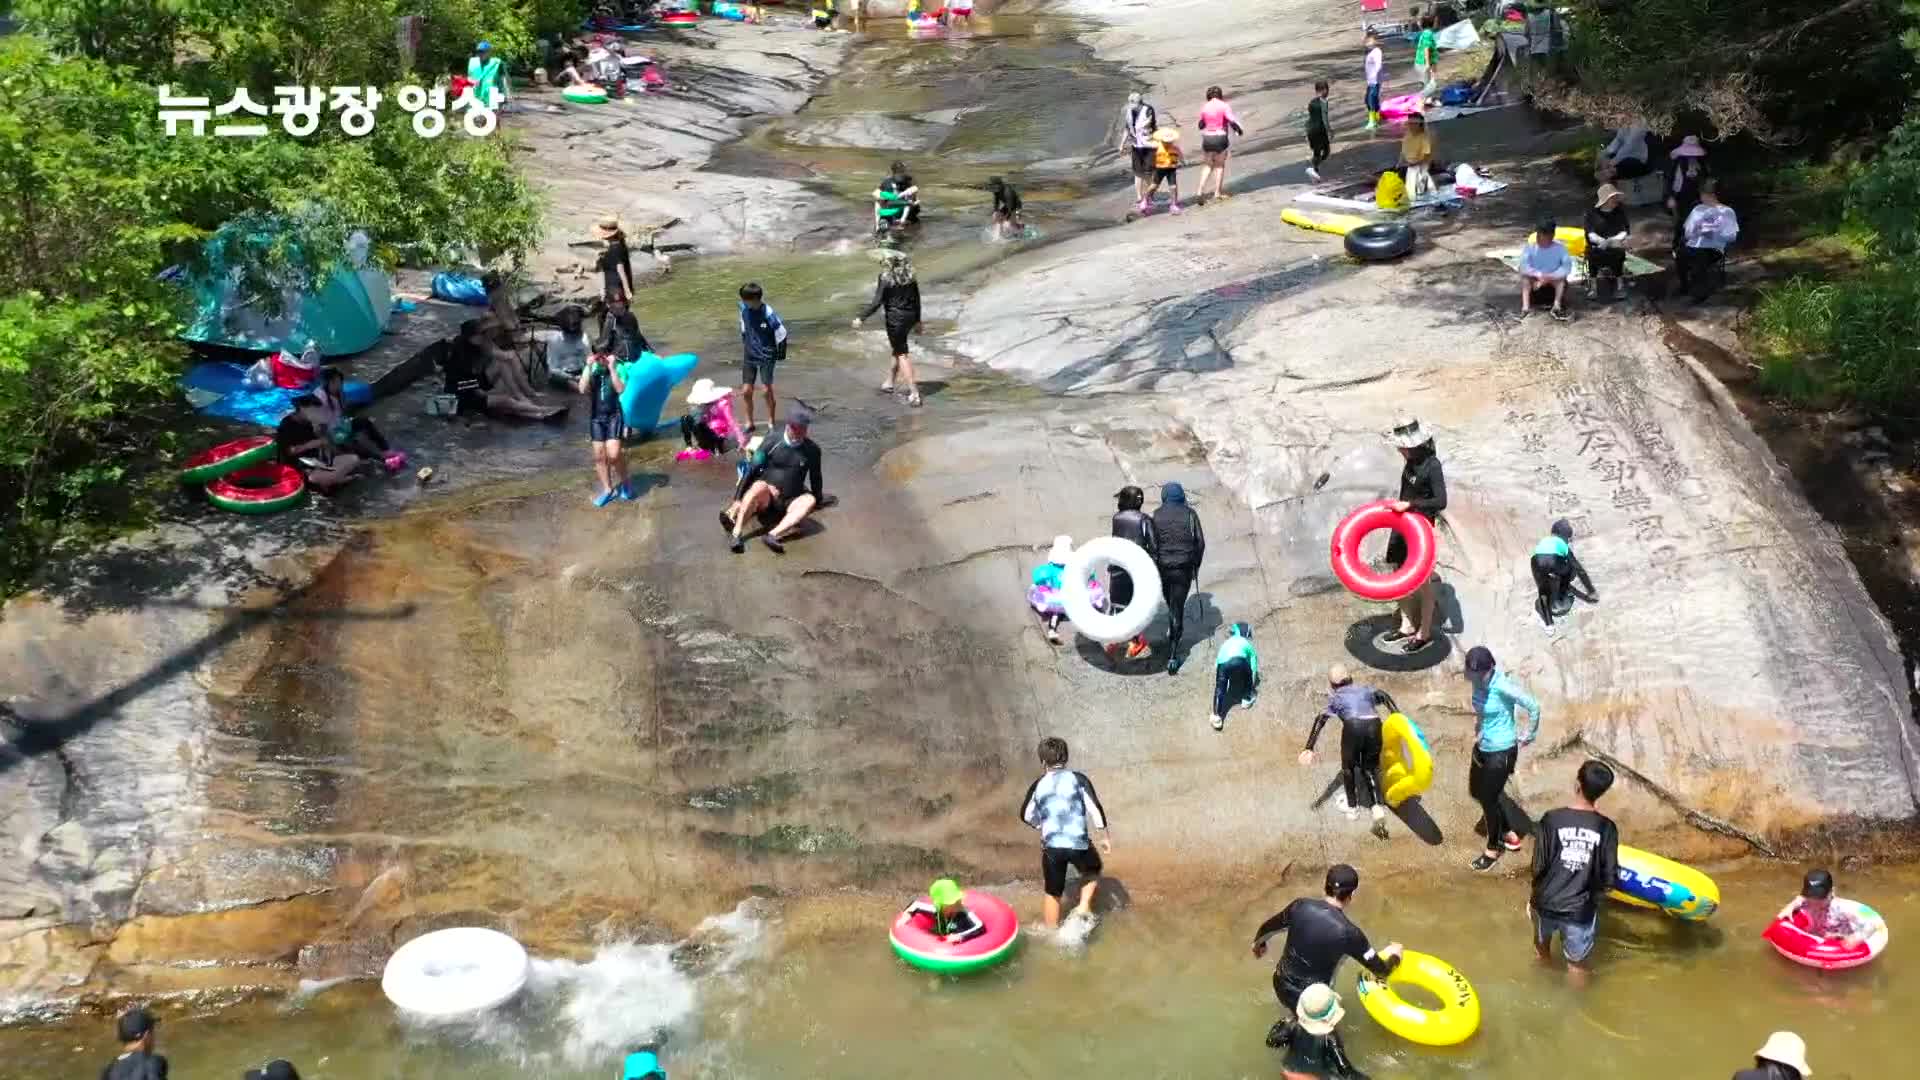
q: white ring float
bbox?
[381,927,530,1017]
[1062,536,1162,644]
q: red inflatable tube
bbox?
[1330,499,1437,602]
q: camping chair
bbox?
[1362,0,1417,38]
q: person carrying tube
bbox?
[1106,485,1158,662]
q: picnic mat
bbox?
[1487,248,1664,284]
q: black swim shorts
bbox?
[1041,845,1103,898]
[1202,132,1231,155]
[1130,146,1155,178]
[885,322,912,355]
[589,414,623,443]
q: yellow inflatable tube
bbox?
[1609,844,1721,921]
[1282,207,1371,237]
[1354,950,1480,1047]
[1378,712,1433,808]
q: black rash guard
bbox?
[1276,1026,1369,1080]
[1253,898,1395,1001]
[900,899,987,943]
[1530,806,1620,923]
[756,436,823,502]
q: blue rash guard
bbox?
[1473,671,1541,752]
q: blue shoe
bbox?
[592,488,616,508]
[616,481,636,501]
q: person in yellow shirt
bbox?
[1145,122,1184,215]
[1400,113,1435,200]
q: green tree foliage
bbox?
[1550,0,1913,141]
[0,0,557,588]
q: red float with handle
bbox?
[1330,499,1437,601]
[205,463,308,515]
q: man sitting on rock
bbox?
[721,407,824,555]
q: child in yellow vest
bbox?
[1146,123,1184,215]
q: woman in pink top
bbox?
[1197,86,1246,202]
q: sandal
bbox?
[906,391,923,407]
[1470,852,1500,872]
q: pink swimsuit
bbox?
[1199,99,1242,136]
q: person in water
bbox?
[721,407,823,554]
[1020,736,1112,928]
[99,1005,167,1080]
[622,1043,667,1080]
[1196,85,1245,202]
[1300,665,1391,839]
[1733,1032,1812,1080]
[737,281,788,435]
[679,378,737,461]
[852,249,924,407]
[873,160,921,231]
[1252,864,1403,1048]
[1531,517,1595,626]
[1464,645,1542,871]
[1273,983,1369,1080]
[1210,622,1258,731]
[579,347,631,506]
[1385,416,1445,651]
[897,878,988,944]
[1106,485,1157,662]
[242,1062,300,1080]
[1530,759,1619,987]
[987,175,1024,239]
[1151,482,1205,673]
[1781,868,1867,941]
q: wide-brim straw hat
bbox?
[1047,535,1074,564]
[1296,983,1346,1035]
[1671,135,1707,158]
[1388,415,1430,449]
[685,378,729,406]
[1152,126,1181,142]
[1754,1032,1812,1077]
[1595,183,1623,207]
[593,216,624,236]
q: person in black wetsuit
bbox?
[872,160,921,232]
[987,175,1024,239]
[721,407,823,555]
[596,297,653,363]
[1106,485,1158,661]
[1252,865,1401,1047]
[1385,416,1446,652]
[1530,518,1595,627]
[852,249,924,408]
[1151,481,1205,674]
[1300,665,1392,840]
[99,1006,167,1080]
[1273,983,1369,1080]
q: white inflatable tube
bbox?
[1062,536,1161,644]
[381,927,530,1017]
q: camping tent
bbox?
[180,225,394,357]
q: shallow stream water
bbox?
[4,11,1914,1080]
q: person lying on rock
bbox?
[721,407,823,555]
[448,320,560,421]
[1530,517,1595,626]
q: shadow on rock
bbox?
[1388,795,1444,847]
[1343,613,1454,673]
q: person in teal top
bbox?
[1413,17,1438,102]
[1209,622,1258,731]
[1464,645,1541,871]
[621,1044,665,1079]
[468,41,507,110]
[1530,518,1594,626]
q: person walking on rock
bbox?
[1020,736,1112,928]
[1196,85,1246,201]
[1385,416,1445,651]
[1107,485,1158,662]
[1305,79,1332,183]
[1119,91,1160,210]
[1151,481,1205,673]
[1209,621,1259,731]
[1362,34,1384,131]
[1530,759,1619,986]
[852,249,923,407]
[1251,864,1403,1048]
[1464,645,1542,871]
[1299,665,1392,839]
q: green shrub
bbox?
[1751,261,1920,410]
